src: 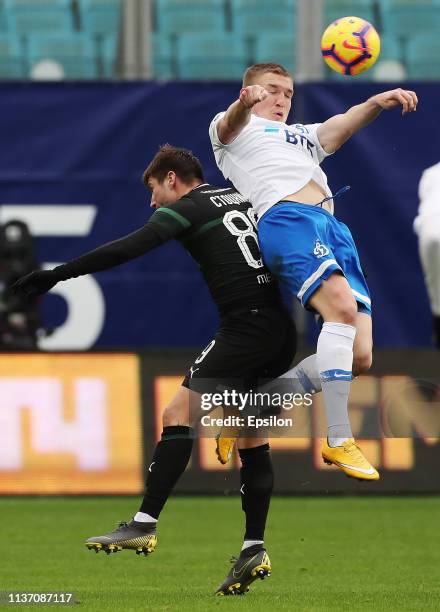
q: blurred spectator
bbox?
[0,220,42,349]
[30,59,65,80]
[415,163,440,349]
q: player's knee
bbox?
[162,405,176,427]
[353,349,373,376]
[319,280,358,325]
[162,403,189,427]
[332,298,357,325]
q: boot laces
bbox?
[114,521,129,532]
[344,441,365,463]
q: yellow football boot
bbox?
[322,438,379,481]
[215,406,239,464]
[215,433,237,464]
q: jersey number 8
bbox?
[223,209,263,269]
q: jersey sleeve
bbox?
[209,111,227,149]
[418,163,440,202]
[418,168,430,203]
[52,198,200,282]
[291,122,332,163]
[53,223,167,281]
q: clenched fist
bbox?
[239,85,269,109]
[11,269,58,299]
[370,88,418,115]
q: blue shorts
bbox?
[258,202,372,315]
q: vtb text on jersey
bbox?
[209,113,334,219]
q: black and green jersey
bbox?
[54,183,281,315]
[148,184,280,313]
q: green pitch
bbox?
[1,496,439,611]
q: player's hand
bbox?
[370,88,418,115]
[239,85,269,109]
[11,269,58,299]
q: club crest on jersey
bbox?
[314,239,330,258]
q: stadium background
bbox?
[0,3,439,606]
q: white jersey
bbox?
[414,162,440,316]
[415,162,440,224]
[209,112,333,219]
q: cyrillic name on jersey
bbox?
[210,192,248,207]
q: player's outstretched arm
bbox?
[11,223,166,299]
[216,85,268,144]
[317,88,418,154]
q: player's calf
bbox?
[352,349,372,377]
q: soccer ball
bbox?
[321,16,381,76]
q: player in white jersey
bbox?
[209,63,418,481]
[415,162,440,349]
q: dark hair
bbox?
[243,63,292,87]
[143,144,204,186]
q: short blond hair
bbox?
[243,63,292,87]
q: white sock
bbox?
[279,354,321,394]
[316,322,356,446]
[241,539,264,551]
[329,437,349,447]
[134,511,157,523]
[253,354,321,409]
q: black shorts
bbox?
[182,304,296,394]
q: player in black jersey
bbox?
[12,145,296,595]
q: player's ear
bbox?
[167,171,176,188]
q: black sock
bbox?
[239,443,273,542]
[139,426,194,519]
[434,316,440,350]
